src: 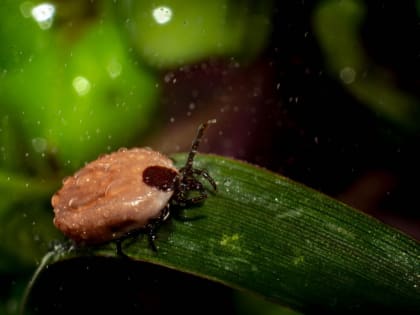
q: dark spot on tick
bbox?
[143,166,178,191]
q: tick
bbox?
[52,120,217,252]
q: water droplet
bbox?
[340,67,356,84]
[68,198,77,208]
[72,76,91,96]
[164,72,174,83]
[107,59,122,79]
[31,3,56,30]
[152,6,173,25]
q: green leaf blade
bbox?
[28,154,420,314]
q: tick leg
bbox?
[193,168,217,191]
[176,189,208,206]
[145,222,158,252]
[182,119,216,174]
[185,192,208,204]
[144,205,170,252]
[115,239,129,259]
[148,230,158,252]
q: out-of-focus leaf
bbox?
[117,0,272,68]
[1,2,159,171]
[313,0,420,131]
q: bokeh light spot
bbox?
[152,6,173,25]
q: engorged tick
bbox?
[52,120,217,252]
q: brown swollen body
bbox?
[52,148,178,244]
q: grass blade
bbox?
[25,154,420,314]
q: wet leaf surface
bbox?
[23,154,420,314]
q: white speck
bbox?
[340,67,356,84]
[164,72,174,83]
[31,3,55,30]
[72,76,91,96]
[152,6,172,25]
[275,209,302,220]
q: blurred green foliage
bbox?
[1,1,159,171]
[0,0,271,313]
[314,0,420,131]
[118,0,272,68]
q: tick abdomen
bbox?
[52,148,177,244]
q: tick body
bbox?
[52,120,216,248]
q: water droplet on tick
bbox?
[68,197,77,208]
